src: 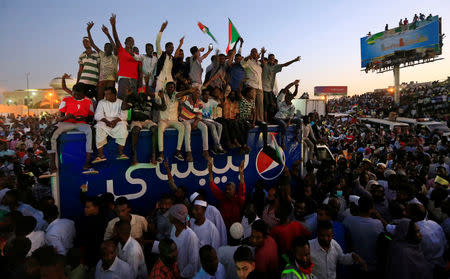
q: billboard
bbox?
[314,86,348,96]
[56,127,302,219]
[360,16,441,68]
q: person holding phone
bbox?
[189,45,213,89]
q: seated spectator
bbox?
[121,75,166,165]
[43,204,76,255]
[190,200,221,250]
[194,245,226,279]
[216,86,241,150]
[93,87,129,163]
[104,197,148,241]
[272,80,301,148]
[95,240,133,279]
[281,236,315,279]
[310,221,366,279]
[250,219,278,275]
[178,87,210,161]
[49,76,95,174]
[208,159,246,229]
[156,82,187,162]
[149,238,180,279]
[270,203,311,255]
[169,203,200,278]
[115,220,148,279]
[201,88,226,155]
[385,219,432,279]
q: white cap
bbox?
[349,195,360,205]
[189,192,200,203]
[229,222,244,240]
[194,200,208,208]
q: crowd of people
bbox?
[0,13,449,279]
[328,78,449,122]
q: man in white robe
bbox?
[115,220,148,279]
[190,191,228,246]
[190,200,221,250]
[94,87,128,162]
[169,204,201,278]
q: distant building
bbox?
[2,77,75,108]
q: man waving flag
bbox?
[226,18,241,54]
[198,22,218,43]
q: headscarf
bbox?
[385,219,432,279]
[169,204,188,223]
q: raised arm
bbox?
[86,22,101,53]
[102,25,117,55]
[260,47,266,66]
[174,36,184,58]
[61,73,73,96]
[281,56,301,68]
[200,46,212,61]
[208,158,226,200]
[292,79,299,97]
[237,37,244,55]
[156,21,168,57]
[227,48,236,68]
[175,87,194,99]
[238,160,246,201]
[109,14,121,49]
[163,159,178,192]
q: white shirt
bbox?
[27,230,45,256]
[205,205,228,247]
[156,93,179,121]
[45,218,76,255]
[95,256,133,279]
[193,263,226,279]
[94,99,127,122]
[309,238,353,279]
[416,220,447,267]
[241,59,262,90]
[241,216,260,239]
[140,55,158,84]
[190,218,221,250]
[104,214,148,241]
[218,246,240,279]
[117,237,148,279]
[171,227,201,278]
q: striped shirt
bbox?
[179,96,203,120]
[78,51,100,85]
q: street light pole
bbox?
[26,72,30,115]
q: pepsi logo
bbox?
[255,145,285,180]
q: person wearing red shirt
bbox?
[208,158,246,229]
[49,74,95,175]
[270,203,311,255]
[109,14,139,100]
[250,219,279,277]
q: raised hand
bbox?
[295,56,301,62]
[87,21,94,31]
[199,47,205,52]
[62,73,71,79]
[179,36,184,45]
[260,47,266,54]
[160,20,168,32]
[110,14,116,25]
[101,24,109,34]
[294,79,300,86]
[239,159,245,173]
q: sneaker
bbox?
[82,168,99,175]
[186,152,193,162]
[210,148,218,155]
[174,151,185,161]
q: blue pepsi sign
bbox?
[56,127,301,219]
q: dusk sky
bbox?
[0,0,449,97]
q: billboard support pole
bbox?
[393,65,400,104]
